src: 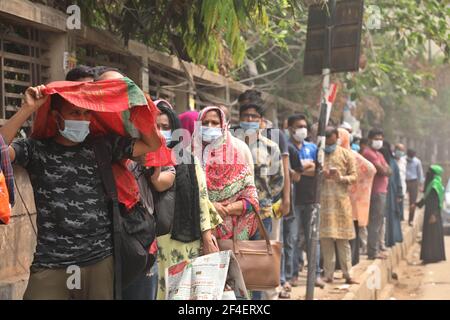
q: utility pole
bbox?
[305,0,336,301]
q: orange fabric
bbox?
[30,79,172,210]
[338,129,376,226]
[0,171,11,224]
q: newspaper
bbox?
[165,250,248,300]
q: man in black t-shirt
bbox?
[286,114,325,289]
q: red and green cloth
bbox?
[32,77,173,210]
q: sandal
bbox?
[278,290,291,299]
[282,282,292,292]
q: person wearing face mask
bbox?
[379,141,403,249]
[362,128,392,260]
[416,165,446,264]
[237,90,292,299]
[0,70,163,300]
[320,127,358,284]
[338,128,375,265]
[394,143,407,221]
[233,102,284,300]
[120,98,177,300]
[146,102,223,300]
[194,106,259,242]
[405,149,425,226]
[286,114,325,289]
[220,104,255,174]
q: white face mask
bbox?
[293,128,308,141]
[371,140,383,150]
[201,126,222,143]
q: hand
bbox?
[202,233,220,255]
[428,215,437,224]
[136,155,147,166]
[280,199,290,216]
[150,166,161,182]
[397,196,403,203]
[291,170,301,182]
[384,166,392,177]
[332,172,342,182]
[22,85,48,112]
[213,202,229,218]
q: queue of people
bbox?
[0,66,446,300]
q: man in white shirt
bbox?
[394,143,407,221]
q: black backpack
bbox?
[92,139,156,300]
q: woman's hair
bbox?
[380,140,393,162]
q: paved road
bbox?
[392,236,450,300]
[417,236,450,299]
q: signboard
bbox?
[303,0,364,75]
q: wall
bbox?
[0,167,37,300]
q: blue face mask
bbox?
[351,144,361,152]
[58,119,90,143]
[325,143,337,154]
[160,130,172,146]
[201,126,222,143]
[395,150,405,158]
[240,121,260,131]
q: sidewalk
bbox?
[287,209,423,300]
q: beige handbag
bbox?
[217,213,282,291]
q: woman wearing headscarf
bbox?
[153,101,222,300]
[194,106,259,241]
[417,165,446,264]
[338,128,376,265]
[380,141,403,248]
[179,111,199,136]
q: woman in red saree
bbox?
[192,106,259,240]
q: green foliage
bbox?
[64,0,301,72]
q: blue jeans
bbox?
[293,204,321,278]
[251,217,272,300]
[122,262,158,300]
[283,214,298,281]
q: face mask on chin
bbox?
[57,114,90,143]
[324,143,337,154]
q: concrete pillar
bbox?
[174,83,192,114]
[125,56,144,89]
[45,32,69,81]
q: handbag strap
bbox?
[92,138,122,300]
[232,212,273,255]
